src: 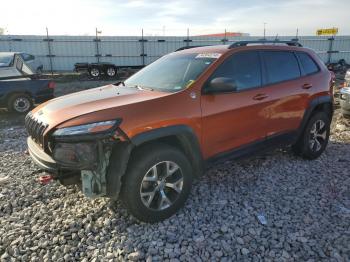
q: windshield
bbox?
[0,54,13,66]
[124,53,218,92]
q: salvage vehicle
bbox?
[0,78,55,113]
[1,54,54,114]
[26,40,334,222]
[340,69,350,118]
[0,52,43,74]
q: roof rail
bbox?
[228,40,302,49]
[175,45,207,51]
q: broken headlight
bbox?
[53,120,117,137]
[53,142,97,168]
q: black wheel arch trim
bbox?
[130,125,204,177]
[296,95,333,142]
[106,125,204,199]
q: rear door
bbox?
[201,51,270,158]
[259,50,310,137]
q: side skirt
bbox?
[206,131,297,165]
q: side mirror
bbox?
[204,77,237,94]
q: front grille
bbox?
[25,113,48,146]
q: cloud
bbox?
[0,0,349,36]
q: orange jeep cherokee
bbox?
[26,40,334,222]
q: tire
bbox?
[89,67,101,78]
[292,111,330,159]
[7,93,33,114]
[121,143,193,223]
[105,66,117,77]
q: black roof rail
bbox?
[228,40,302,49]
[175,45,208,51]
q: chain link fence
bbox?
[1,34,349,72]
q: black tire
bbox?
[7,93,33,114]
[121,143,193,223]
[88,67,101,78]
[292,111,330,159]
[105,66,117,77]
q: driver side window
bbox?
[210,51,262,91]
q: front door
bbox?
[201,51,270,159]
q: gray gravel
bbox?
[0,111,349,261]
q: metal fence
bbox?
[1,34,350,72]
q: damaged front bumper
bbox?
[27,126,131,199]
[28,137,58,172]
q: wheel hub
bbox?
[309,119,327,152]
[14,97,30,112]
[140,161,183,211]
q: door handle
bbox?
[253,94,268,101]
[302,83,313,89]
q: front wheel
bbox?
[89,67,101,78]
[292,111,330,159]
[121,144,193,223]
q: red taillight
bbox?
[48,81,56,89]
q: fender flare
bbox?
[296,95,333,141]
[106,125,204,199]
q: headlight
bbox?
[53,120,117,136]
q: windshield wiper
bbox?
[132,84,154,91]
[113,81,125,86]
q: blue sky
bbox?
[1,0,349,36]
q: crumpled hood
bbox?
[31,84,168,129]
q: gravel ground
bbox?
[0,111,349,261]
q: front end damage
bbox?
[26,114,132,199]
[53,140,113,198]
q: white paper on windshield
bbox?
[195,53,222,59]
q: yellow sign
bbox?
[316,28,338,36]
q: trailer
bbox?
[74,63,144,78]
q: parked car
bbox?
[327,59,349,74]
[26,40,333,222]
[340,69,350,118]
[0,52,43,74]
[0,78,55,113]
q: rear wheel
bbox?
[105,66,117,77]
[7,94,33,114]
[292,111,330,159]
[121,144,193,223]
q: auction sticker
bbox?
[195,53,222,59]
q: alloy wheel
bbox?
[140,161,183,211]
[309,119,327,152]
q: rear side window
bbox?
[21,53,35,61]
[262,51,300,85]
[210,51,261,91]
[296,52,319,75]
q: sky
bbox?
[0,0,349,36]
